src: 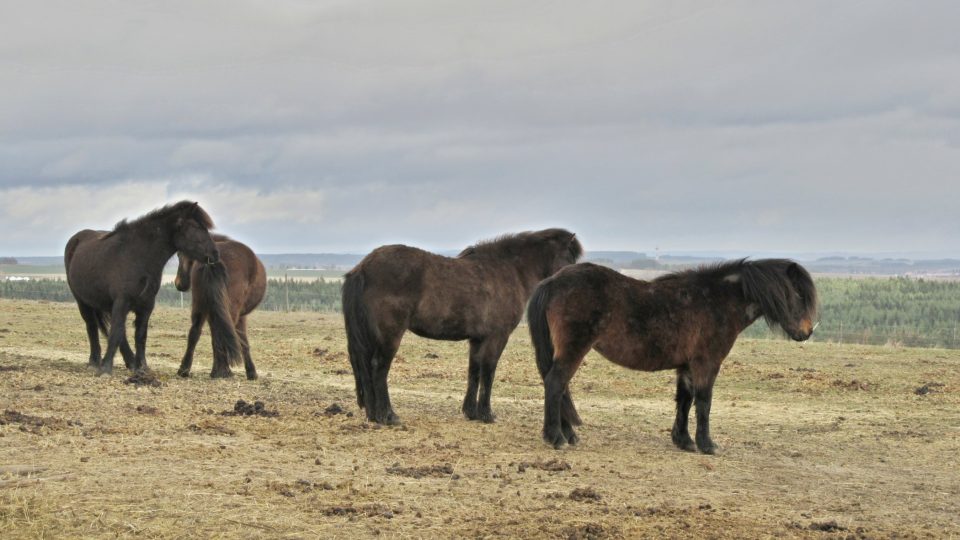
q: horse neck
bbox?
[504,251,554,294]
[123,223,179,273]
[710,283,760,336]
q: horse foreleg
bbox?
[133,308,153,373]
[177,311,206,378]
[236,316,257,380]
[77,303,101,367]
[100,302,129,376]
[119,335,136,370]
[671,368,696,452]
[473,336,509,423]
[694,384,717,454]
[691,364,720,454]
[461,339,482,420]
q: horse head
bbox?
[544,229,583,275]
[171,202,219,267]
[740,260,818,342]
[174,252,194,291]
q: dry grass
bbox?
[1,298,958,539]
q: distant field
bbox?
[0,298,957,538]
[1,264,345,283]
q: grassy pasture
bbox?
[0,298,958,538]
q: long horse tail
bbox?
[342,270,375,410]
[196,261,242,368]
[527,282,582,426]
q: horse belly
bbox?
[594,336,680,372]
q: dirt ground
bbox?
[1,298,958,539]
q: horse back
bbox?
[351,245,526,339]
[190,239,266,317]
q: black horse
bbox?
[343,229,582,425]
[64,201,240,375]
[528,259,818,452]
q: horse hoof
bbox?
[97,368,112,377]
[176,369,190,378]
[245,372,258,381]
[698,444,718,455]
[543,431,566,449]
[673,437,696,452]
[462,405,478,421]
[565,432,580,446]
[210,370,234,379]
[478,411,496,424]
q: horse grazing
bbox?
[343,228,583,425]
[64,201,241,375]
[528,259,818,453]
[174,234,267,380]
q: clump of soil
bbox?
[312,348,346,361]
[808,520,846,532]
[562,523,614,540]
[516,458,571,473]
[423,352,439,359]
[317,403,352,417]
[915,381,945,395]
[322,503,396,518]
[569,487,602,503]
[221,400,279,417]
[832,379,871,391]
[0,365,23,372]
[0,409,81,434]
[386,462,454,479]
[135,405,160,415]
[124,370,163,388]
[187,419,236,436]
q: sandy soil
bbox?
[1,298,958,538]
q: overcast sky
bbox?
[1,1,958,257]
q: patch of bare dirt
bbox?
[568,487,602,503]
[385,462,454,479]
[0,409,81,434]
[515,458,571,473]
[124,370,163,387]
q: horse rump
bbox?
[195,261,242,369]
[342,270,375,411]
[527,283,581,426]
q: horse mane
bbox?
[457,228,581,260]
[656,258,817,329]
[105,201,214,238]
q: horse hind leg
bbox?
[543,346,590,449]
[470,335,509,424]
[370,337,402,425]
[177,311,206,377]
[236,316,257,380]
[99,302,129,376]
[559,389,581,445]
[77,303,102,367]
[671,367,696,452]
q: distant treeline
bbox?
[742,277,960,348]
[1,277,343,313]
[3,276,960,348]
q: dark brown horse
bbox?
[528,259,818,453]
[65,201,240,375]
[343,229,582,425]
[174,234,267,380]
